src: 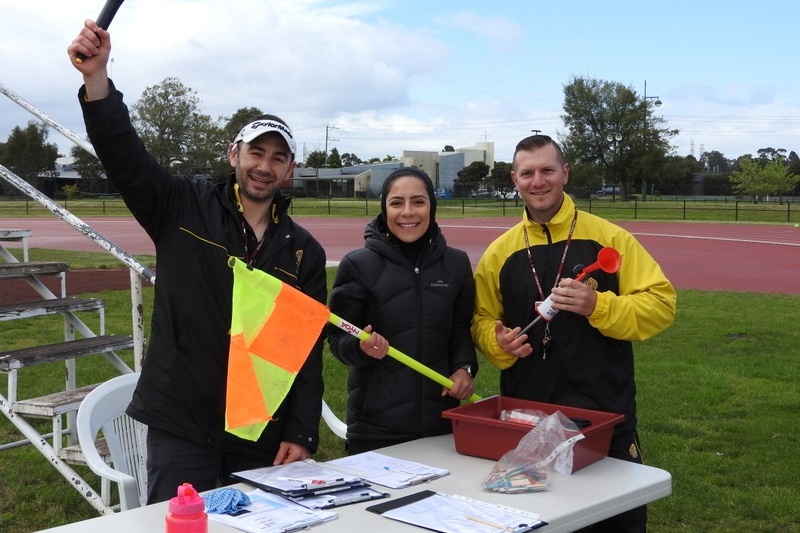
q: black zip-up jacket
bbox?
[79,84,326,456]
[327,217,477,445]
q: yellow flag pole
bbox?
[328,312,481,403]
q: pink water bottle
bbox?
[166,483,208,533]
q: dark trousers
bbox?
[145,426,273,504]
[575,429,647,533]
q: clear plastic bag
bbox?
[499,408,547,426]
[482,411,585,493]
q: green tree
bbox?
[69,143,111,194]
[700,150,734,175]
[326,147,343,168]
[756,147,787,162]
[730,156,798,202]
[184,118,227,178]
[774,165,800,202]
[305,150,326,169]
[0,121,59,195]
[730,157,762,200]
[69,144,104,180]
[560,76,676,199]
[454,161,490,197]
[305,150,327,198]
[131,77,225,177]
[660,155,703,195]
[564,159,604,198]
[788,152,800,195]
[340,152,363,167]
[788,151,800,176]
[61,183,80,199]
[489,161,513,194]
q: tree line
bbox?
[2,76,799,200]
[553,77,800,201]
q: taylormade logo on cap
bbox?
[234,120,296,155]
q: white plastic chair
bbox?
[321,399,347,439]
[76,372,148,511]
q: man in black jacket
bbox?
[69,19,326,503]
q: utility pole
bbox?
[324,125,339,167]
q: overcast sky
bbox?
[1,0,799,164]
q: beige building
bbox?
[402,141,495,193]
[290,141,495,197]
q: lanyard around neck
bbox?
[241,220,267,266]
[523,208,578,301]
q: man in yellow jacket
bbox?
[472,135,676,533]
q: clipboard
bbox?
[325,451,450,489]
[367,490,547,532]
[286,484,390,510]
[232,461,365,498]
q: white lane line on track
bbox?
[439,224,512,230]
[439,224,800,247]
[631,232,800,247]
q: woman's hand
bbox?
[444,368,475,400]
[359,325,388,359]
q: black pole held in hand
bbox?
[74,0,125,64]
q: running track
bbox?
[2,217,799,295]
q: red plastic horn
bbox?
[517,247,623,338]
[575,247,621,282]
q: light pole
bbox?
[531,129,542,136]
[606,132,623,201]
[641,81,662,200]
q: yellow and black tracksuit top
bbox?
[472,194,676,440]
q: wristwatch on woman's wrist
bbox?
[459,364,475,378]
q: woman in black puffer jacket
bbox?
[327,167,478,455]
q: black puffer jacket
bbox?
[327,217,476,445]
[80,84,326,457]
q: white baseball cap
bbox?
[233,119,296,156]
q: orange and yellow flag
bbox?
[226,257,329,441]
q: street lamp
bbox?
[606,132,623,201]
[644,80,662,108]
[641,81,662,200]
[531,129,542,136]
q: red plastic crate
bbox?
[442,395,625,471]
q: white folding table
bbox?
[37,434,671,532]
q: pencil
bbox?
[465,514,515,531]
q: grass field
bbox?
[1,255,799,531]
[3,163,800,532]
